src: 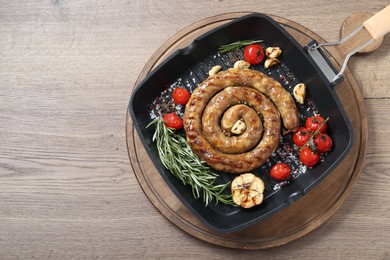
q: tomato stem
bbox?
[301,117,329,149]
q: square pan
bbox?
[129,13,353,233]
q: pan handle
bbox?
[335,5,390,81]
[306,5,389,85]
[363,5,390,40]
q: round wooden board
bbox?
[126,13,368,249]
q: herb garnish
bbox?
[218,39,263,53]
[147,118,234,206]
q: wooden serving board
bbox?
[126,13,368,249]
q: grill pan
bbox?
[129,7,390,233]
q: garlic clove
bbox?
[233,60,250,69]
[208,65,222,76]
[231,119,246,135]
[265,47,282,58]
[293,83,306,104]
[264,58,280,68]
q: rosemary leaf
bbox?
[147,118,234,206]
[218,39,263,53]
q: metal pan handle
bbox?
[306,5,390,86]
[334,4,390,81]
[305,5,390,86]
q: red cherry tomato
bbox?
[314,134,333,153]
[292,127,311,147]
[163,112,183,130]
[172,87,190,105]
[270,163,291,181]
[244,44,265,65]
[300,146,320,167]
[306,116,327,133]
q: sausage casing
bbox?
[183,68,299,173]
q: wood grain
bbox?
[0,0,389,259]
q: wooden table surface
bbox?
[1,1,389,259]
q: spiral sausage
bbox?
[183,68,299,173]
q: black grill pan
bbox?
[129,13,354,233]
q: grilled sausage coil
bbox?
[183,68,299,173]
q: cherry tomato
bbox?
[292,127,311,147]
[306,116,327,133]
[314,134,333,153]
[163,112,183,130]
[244,44,265,65]
[300,146,320,167]
[270,163,291,181]
[172,87,190,105]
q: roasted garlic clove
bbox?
[266,47,282,58]
[293,83,306,104]
[264,57,280,68]
[208,65,222,76]
[233,60,250,70]
[231,119,246,135]
[231,173,265,208]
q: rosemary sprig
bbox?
[147,118,234,207]
[218,39,263,53]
